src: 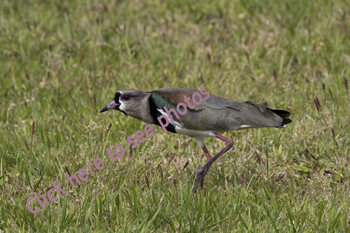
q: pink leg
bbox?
[202,145,212,162]
[192,134,233,193]
[201,145,212,175]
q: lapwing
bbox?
[100,87,292,193]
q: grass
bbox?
[1,0,350,231]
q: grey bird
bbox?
[100,87,292,193]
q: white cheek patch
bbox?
[119,101,126,111]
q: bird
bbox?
[99,87,292,193]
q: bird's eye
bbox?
[123,95,130,101]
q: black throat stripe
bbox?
[148,93,176,133]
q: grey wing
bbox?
[194,95,287,131]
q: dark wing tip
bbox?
[271,109,291,118]
[271,109,292,127]
[282,118,292,124]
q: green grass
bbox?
[1,0,350,231]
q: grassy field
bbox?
[1,0,350,231]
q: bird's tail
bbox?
[241,101,292,129]
[270,109,292,128]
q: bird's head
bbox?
[99,89,151,119]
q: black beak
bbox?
[99,100,119,113]
[99,106,109,113]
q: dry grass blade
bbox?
[167,153,176,167]
[32,121,35,137]
[329,88,334,99]
[145,175,150,189]
[345,77,348,93]
[331,127,336,139]
[256,150,261,165]
[314,97,320,112]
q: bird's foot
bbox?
[191,167,206,194]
